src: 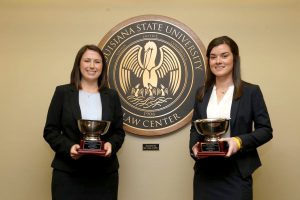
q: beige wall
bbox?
[0,0,299,199]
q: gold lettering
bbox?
[155,120,162,127]
[150,120,155,127]
[124,115,141,125]
[172,113,181,120]
[165,25,172,34]
[184,41,192,47]
[136,22,165,32]
[103,27,136,61]
[157,23,163,32]
[141,113,181,128]
[143,120,149,127]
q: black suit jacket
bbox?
[189,82,273,178]
[44,84,125,173]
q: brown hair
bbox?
[70,44,108,91]
[197,36,243,101]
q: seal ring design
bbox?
[99,15,206,136]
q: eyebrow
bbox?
[210,52,230,56]
[82,57,102,60]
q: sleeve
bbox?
[106,90,125,155]
[43,86,75,156]
[239,86,273,150]
[189,100,204,159]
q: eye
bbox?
[209,55,216,59]
[83,58,91,62]
[221,53,230,58]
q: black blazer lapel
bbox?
[100,89,110,121]
[201,86,213,118]
[69,87,81,120]
[230,96,240,132]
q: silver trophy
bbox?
[193,118,229,156]
[77,119,111,155]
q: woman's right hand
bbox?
[70,144,81,160]
[192,142,200,157]
[192,142,208,159]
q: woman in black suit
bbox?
[189,36,273,200]
[44,44,125,200]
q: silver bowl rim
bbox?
[77,119,111,135]
[194,118,230,123]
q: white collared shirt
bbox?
[207,85,234,138]
[79,90,102,120]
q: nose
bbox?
[90,61,96,68]
[216,56,221,64]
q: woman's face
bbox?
[209,43,234,79]
[80,49,103,83]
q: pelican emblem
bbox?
[120,41,181,102]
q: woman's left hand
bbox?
[103,142,112,157]
[219,137,240,157]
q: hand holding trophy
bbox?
[77,119,111,156]
[193,118,230,157]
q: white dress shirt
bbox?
[79,90,102,120]
[207,85,234,138]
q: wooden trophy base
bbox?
[197,141,227,157]
[78,139,106,156]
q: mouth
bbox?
[214,65,225,70]
[86,70,97,75]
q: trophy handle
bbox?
[193,120,203,136]
[100,121,111,136]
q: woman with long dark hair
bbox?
[190,36,273,200]
[44,44,125,200]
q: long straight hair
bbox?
[70,44,108,91]
[197,36,243,101]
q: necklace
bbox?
[216,83,233,95]
[217,88,227,95]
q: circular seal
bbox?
[99,15,206,136]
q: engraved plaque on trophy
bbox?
[77,119,110,156]
[194,118,229,156]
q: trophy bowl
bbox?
[193,118,230,156]
[194,118,230,142]
[77,119,110,139]
[77,119,111,155]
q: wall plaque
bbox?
[99,15,206,136]
[143,144,159,151]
